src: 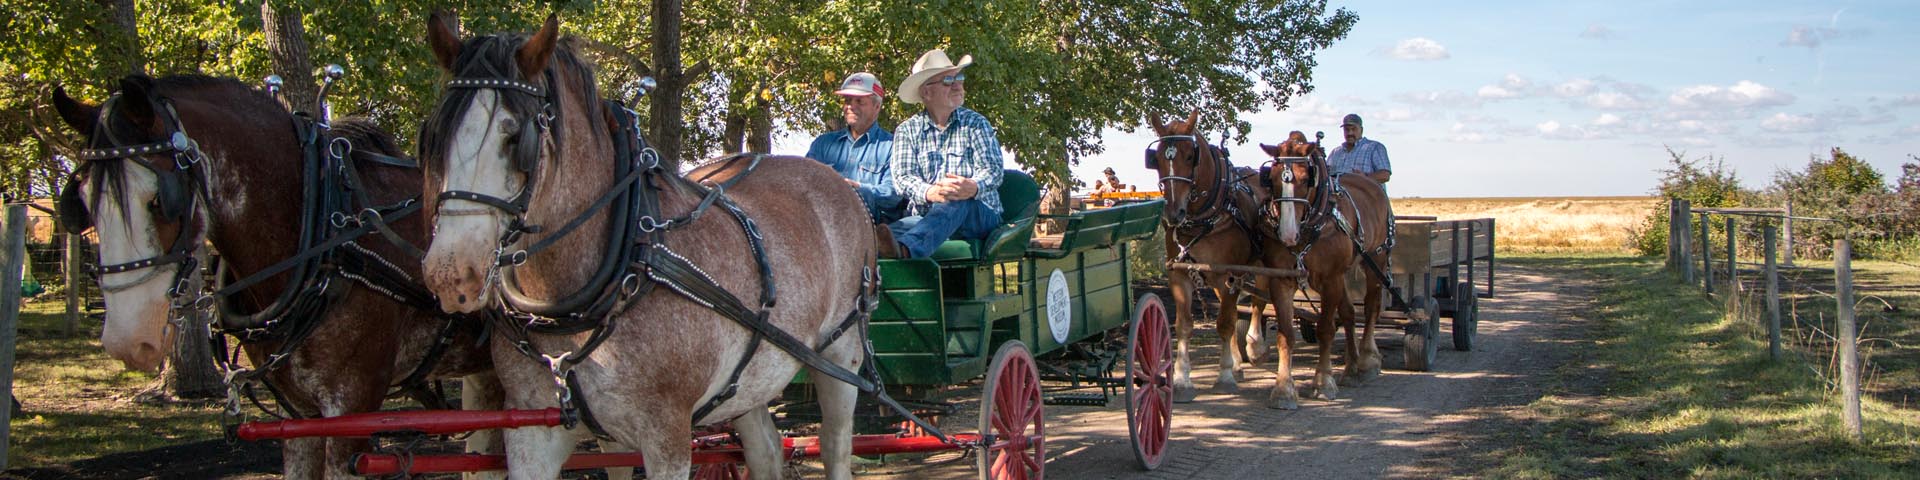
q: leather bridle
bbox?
[65,96,212,305]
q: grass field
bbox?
[1395,196,1657,253]
[1485,255,1920,478]
[4,301,227,468]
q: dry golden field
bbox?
[1394,196,1658,253]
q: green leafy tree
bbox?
[1630,147,1756,256]
[1767,147,1894,258]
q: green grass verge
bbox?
[6,300,228,468]
[1486,255,1920,479]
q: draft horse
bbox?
[1145,113,1286,402]
[1258,131,1395,408]
[416,13,874,479]
[52,75,495,478]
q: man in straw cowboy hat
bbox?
[807,72,907,225]
[884,48,1006,258]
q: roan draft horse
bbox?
[416,13,874,479]
[1258,131,1395,408]
[51,75,495,478]
[1146,113,1285,402]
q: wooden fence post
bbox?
[1725,216,1737,292]
[1681,200,1695,284]
[1667,198,1679,270]
[1764,226,1781,361]
[1701,212,1713,294]
[1835,239,1862,441]
[165,248,222,399]
[0,204,29,469]
[63,232,82,337]
[1783,200,1795,267]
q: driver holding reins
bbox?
[1328,113,1392,184]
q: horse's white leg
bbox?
[1213,285,1242,392]
[1243,296,1271,366]
[600,440,636,480]
[283,437,326,480]
[1168,273,1199,403]
[734,407,786,480]
[461,373,508,480]
[811,336,862,480]
[1266,277,1301,410]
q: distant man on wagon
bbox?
[885,48,1005,258]
[1329,113,1392,184]
[806,72,907,225]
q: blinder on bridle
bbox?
[435,73,556,254]
[65,94,210,295]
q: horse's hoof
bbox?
[1172,384,1200,403]
[1213,375,1240,392]
[1266,393,1300,410]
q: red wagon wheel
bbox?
[1125,294,1173,470]
[978,341,1045,480]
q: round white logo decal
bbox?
[1046,269,1072,344]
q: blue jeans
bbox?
[889,199,1002,258]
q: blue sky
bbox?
[1082,0,1920,197]
[781,1,1920,198]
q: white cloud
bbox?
[1669,81,1796,110]
[1476,74,1531,100]
[1891,95,1920,107]
[1673,137,1715,147]
[1379,107,1420,122]
[1592,113,1623,127]
[1580,24,1615,40]
[1392,90,1483,109]
[1898,124,1920,136]
[1446,122,1499,143]
[1536,120,1562,134]
[1781,25,1867,49]
[1533,119,1613,141]
[1384,37,1450,61]
[1760,112,1826,133]
[1585,91,1655,110]
[1553,78,1596,98]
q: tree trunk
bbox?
[261,1,318,113]
[97,0,143,74]
[164,249,221,399]
[721,112,746,154]
[746,104,772,154]
[649,0,687,170]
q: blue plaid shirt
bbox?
[1328,137,1391,175]
[891,107,1003,216]
[806,126,905,223]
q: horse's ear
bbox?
[517,14,560,80]
[1259,143,1282,157]
[52,87,99,134]
[116,75,158,130]
[1183,111,1200,130]
[1147,114,1165,136]
[428,10,462,71]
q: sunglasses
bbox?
[940,73,966,86]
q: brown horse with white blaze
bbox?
[417,13,872,480]
[1146,113,1286,402]
[51,75,496,479]
[1259,132,1394,408]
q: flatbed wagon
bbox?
[1286,216,1496,370]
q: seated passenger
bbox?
[886,48,1004,258]
[806,72,906,224]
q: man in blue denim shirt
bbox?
[1327,113,1392,184]
[885,49,1004,258]
[806,72,906,224]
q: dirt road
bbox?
[871,261,1595,479]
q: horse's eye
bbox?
[147,198,162,213]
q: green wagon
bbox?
[853,169,1178,476]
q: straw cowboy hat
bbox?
[897,49,973,105]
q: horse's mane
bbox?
[330,117,405,157]
[418,31,606,172]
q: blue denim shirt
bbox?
[1328,137,1391,175]
[807,126,905,224]
[891,107,1004,216]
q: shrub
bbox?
[1630,147,1757,256]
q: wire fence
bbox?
[1668,198,1917,440]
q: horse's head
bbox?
[52,77,211,373]
[1146,112,1229,228]
[1259,130,1329,247]
[420,12,605,313]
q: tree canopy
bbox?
[1,0,1357,198]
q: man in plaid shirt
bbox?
[1328,113,1392,184]
[885,49,1005,258]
